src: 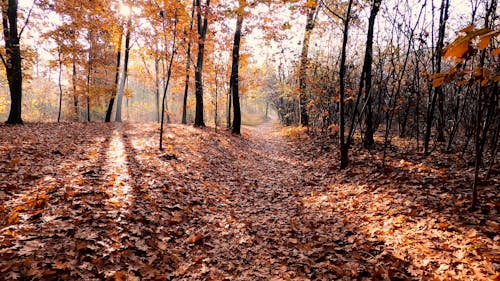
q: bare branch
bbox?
[19,0,36,37]
[319,0,344,22]
[0,52,6,68]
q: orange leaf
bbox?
[477,35,491,50]
[114,271,127,281]
[432,77,445,87]
[459,25,475,33]
[430,72,446,79]
[6,211,19,224]
[491,48,500,56]
[443,40,470,61]
[187,234,203,244]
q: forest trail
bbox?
[0,122,498,280]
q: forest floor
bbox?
[0,121,498,280]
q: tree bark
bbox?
[72,61,78,120]
[230,3,244,135]
[155,57,160,122]
[298,0,318,127]
[105,31,123,122]
[1,0,23,124]
[57,47,63,122]
[116,20,131,123]
[194,0,210,127]
[346,0,381,148]
[159,10,178,150]
[339,0,354,169]
[424,0,449,153]
[182,0,195,124]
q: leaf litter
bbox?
[0,122,498,280]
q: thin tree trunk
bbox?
[86,51,91,122]
[471,0,496,210]
[346,0,381,147]
[424,0,449,153]
[214,65,219,131]
[155,57,160,122]
[182,0,195,124]
[105,31,123,122]
[72,61,78,120]
[227,90,232,128]
[116,19,131,123]
[57,47,63,122]
[159,10,178,150]
[339,0,354,169]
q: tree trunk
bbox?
[230,3,244,135]
[159,10,178,150]
[105,31,123,122]
[194,0,210,127]
[339,0,354,169]
[2,0,23,124]
[116,20,131,123]
[155,57,160,123]
[298,0,318,127]
[182,0,195,124]
[227,90,232,128]
[86,50,91,122]
[57,47,63,122]
[424,0,449,153]
[72,61,78,121]
[346,0,380,147]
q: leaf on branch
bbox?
[477,30,500,50]
[459,25,475,33]
[444,27,492,62]
[430,73,447,87]
[491,48,500,56]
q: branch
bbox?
[0,52,6,68]
[319,0,344,22]
[19,0,36,37]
